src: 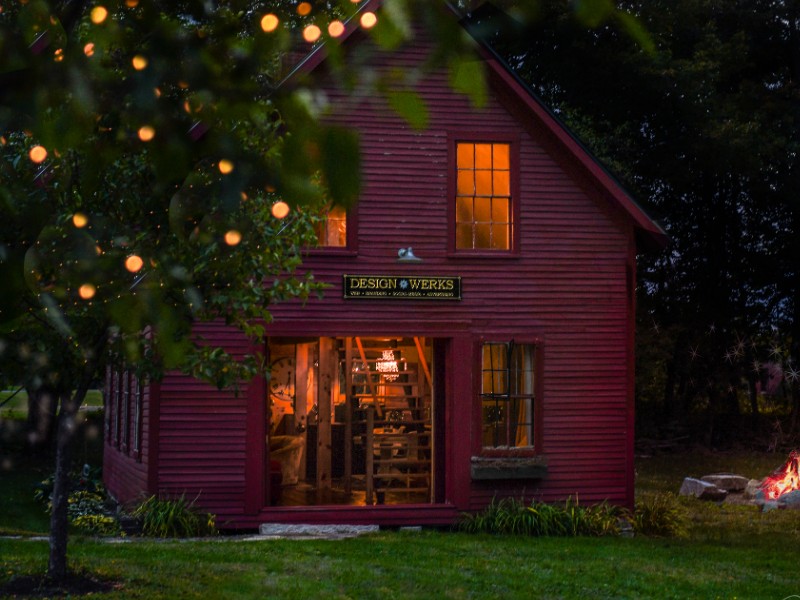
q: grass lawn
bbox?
[2,419,799,598]
[0,389,103,419]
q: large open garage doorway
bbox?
[265,336,441,507]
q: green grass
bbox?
[0,389,103,419]
[2,437,799,598]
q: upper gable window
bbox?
[315,205,347,248]
[455,142,512,251]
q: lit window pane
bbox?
[457,170,474,195]
[474,223,491,247]
[493,144,510,170]
[457,143,474,169]
[491,224,509,249]
[475,170,492,195]
[317,205,347,247]
[456,224,473,249]
[455,197,473,222]
[492,197,509,222]
[474,197,491,222]
[493,170,510,196]
[475,144,492,168]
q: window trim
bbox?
[448,134,521,257]
[474,335,543,458]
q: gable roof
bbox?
[282,0,668,252]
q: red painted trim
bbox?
[625,237,637,510]
[449,335,473,508]
[147,379,161,496]
[244,361,266,515]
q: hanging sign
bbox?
[343,274,462,300]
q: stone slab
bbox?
[258,524,379,539]
[679,477,728,501]
[700,473,749,492]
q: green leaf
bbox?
[320,127,361,208]
[449,58,487,108]
[386,89,429,130]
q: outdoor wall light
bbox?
[397,247,422,262]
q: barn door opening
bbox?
[265,336,438,507]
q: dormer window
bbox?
[455,141,513,251]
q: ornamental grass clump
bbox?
[132,494,217,538]
[457,497,623,537]
[630,493,688,538]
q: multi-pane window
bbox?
[316,205,347,247]
[481,341,535,448]
[456,142,512,250]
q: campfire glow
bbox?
[760,451,800,500]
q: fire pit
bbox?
[758,450,800,508]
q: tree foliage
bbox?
[489,0,799,444]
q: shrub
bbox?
[630,493,687,538]
[131,494,217,538]
[458,497,623,537]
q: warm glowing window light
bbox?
[125,255,144,272]
[29,145,47,163]
[360,12,377,29]
[224,230,242,246]
[83,43,95,56]
[297,2,312,16]
[303,24,321,43]
[271,201,290,219]
[455,142,511,250]
[90,6,108,24]
[132,55,147,70]
[260,13,279,33]
[79,284,96,299]
[218,159,234,174]
[328,20,345,37]
[72,213,88,228]
[137,126,155,142]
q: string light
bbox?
[360,12,377,29]
[79,284,96,299]
[72,213,88,228]
[83,43,95,56]
[132,55,148,70]
[297,2,312,16]
[90,6,108,24]
[29,145,47,163]
[260,13,279,32]
[303,24,321,43]
[271,201,290,219]
[224,230,242,246]
[218,159,234,174]
[137,126,155,142]
[125,255,144,272]
[328,20,345,37]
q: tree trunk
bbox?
[47,361,96,582]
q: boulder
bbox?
[700,473,749,492]
[777,489,800,510]
[679,477,728,501]
[744,478,763,499]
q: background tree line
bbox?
[478,0,799,449]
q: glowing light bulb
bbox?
[360,12,377,29]
[218,159,234,174]
[297,2,312,16]
[271,201,290,219]
[79,284,96,299]
[83,43,95,56]
[260,13,279,32]
[72,213,88,228]
[132,55,148,70]
[303,24,321,43]
[29,145,47,163]
[137,126,155,142]
[125,255,144,272]
[90,6,108,24]
[328,20,345,37]
[224,230,242,246]
[125,0,139,6]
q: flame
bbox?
[760,451,800,500]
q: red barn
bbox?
[103,2,666,529]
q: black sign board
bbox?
[343,275,462,300]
